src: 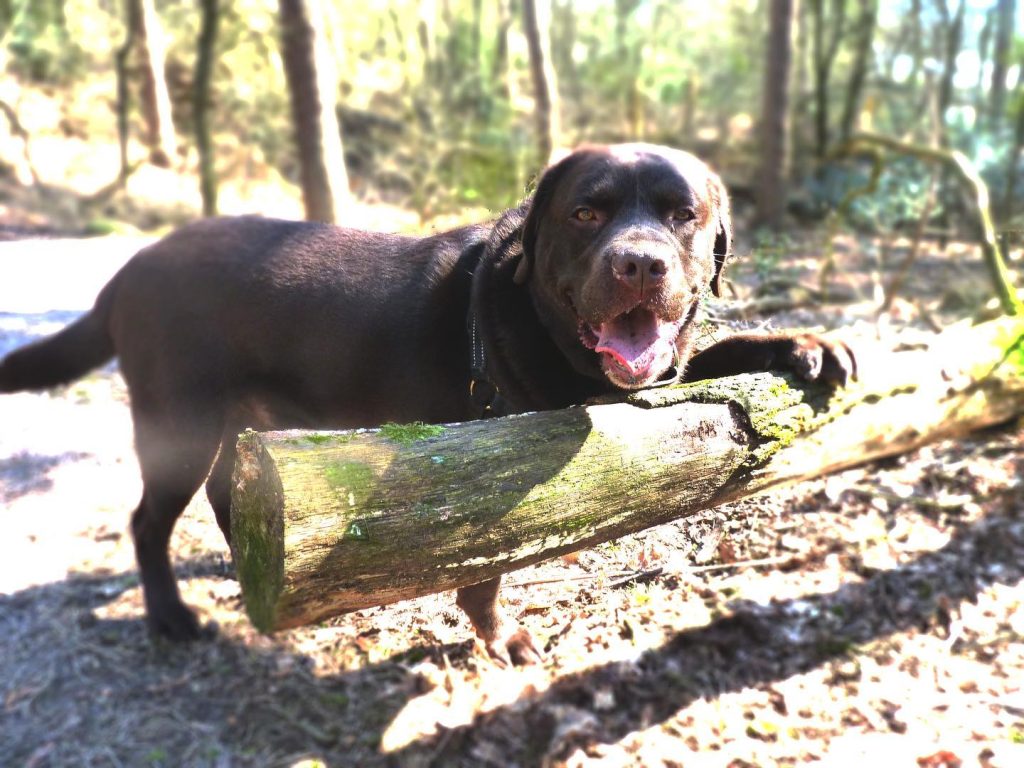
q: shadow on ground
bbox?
[0,450,92,503]
[1,492,1019,767]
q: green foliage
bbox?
[4,0,87,83]
[803,159,939,233]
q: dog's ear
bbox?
[515,150,589,285]
[708,171,732,298]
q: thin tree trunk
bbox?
[1001,80,1024,219]
[279,0,350,223]
[522,0,561,167]
[129,0,177,167]
[491,0,512,101]
[114,14,137,186]
[552,0,580,131]
[790,0,809,180]
[810,0,846,158]
[973,8,994,121]
[988,0,1015,132]
[195,0,219,217]
[756,0,795,229]
[936,0,965,145]
[838,0,877,143]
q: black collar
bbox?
[467,313,502,418]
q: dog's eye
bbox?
[671,208,696,223]
[572,207,597,223]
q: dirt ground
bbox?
[1,225,1024,767]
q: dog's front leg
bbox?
[685,331,857,387]
[456,577,542,666]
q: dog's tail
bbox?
[0,274,119,393]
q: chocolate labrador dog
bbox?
[0,143,853,664]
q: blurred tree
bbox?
[128,0,177,167]
[987,0,1014,133]
[972,7,993,120]
[615,0,642,138]
[1001,69,1024,217]
[757,0,795,229]
[838,0,877,143]
[279,0,350,223]
[522,0,561,167]
[551,0,581,131]
[809,0,846,158]
[491,0,513,101]
[790,0,812,182]
[935,0,965,146]
[195,0,219,217]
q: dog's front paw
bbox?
[783,333,858,387]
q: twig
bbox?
[609,567,664,589]
[506,555,796,591]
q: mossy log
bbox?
[230,317,1024,632]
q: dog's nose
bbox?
[611,250,668,293]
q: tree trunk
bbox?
[552,0,580,131]
[756,0,795,230]
[194,0,219,217]
[809,0,846,158]
[128,0,177,168]
[615,0,643,138]
[114,13,136,186]
[973,8,994,122]
[988,0,1014,132]
[838,0,877,143]
[936,0,965,144]
[1002,80,1024,219]
[491,0,513,101]
[279,0,350,223]
[522,0,561,167]
[231,317,1024,632]
[790,0,811,181]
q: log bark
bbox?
[231,317,1024,632]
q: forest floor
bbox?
[1,103,1024,765]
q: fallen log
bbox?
[230,317,1024,632]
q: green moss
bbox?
[302,432,356,445]
[324,461,375,493]
[627,373,820,466]
[379,421,447,445]
[230,433,285,633]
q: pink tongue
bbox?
[594,309,667,376]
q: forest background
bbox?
[2,0,1023,248]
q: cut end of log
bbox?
[230,430,286,633]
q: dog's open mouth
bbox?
[579,306,682,389]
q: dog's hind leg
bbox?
[131,408,223,641]
[456,577,543,666]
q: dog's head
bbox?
[514,143,732,390]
